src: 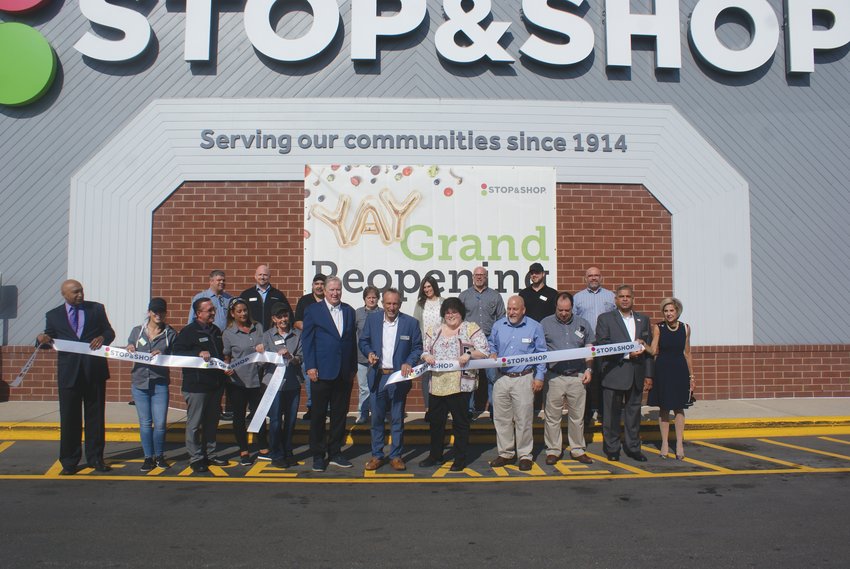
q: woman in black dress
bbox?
[649,297,694,459]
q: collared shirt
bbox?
[518,284,558,324]
[188,288,233,330]
[380,316,399,369]
[458,286,505,337]
[256,285,269,302]
[488,316,547,380]
[261,327,303,390]
[223,323,264,388]
[540,314,594,375]
[326,299,343,335]
[573,287,615,334]
[619,310,637,360]
[65,302,85,337]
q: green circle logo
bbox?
[0,21,56,106]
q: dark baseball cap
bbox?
[271,302,290,316]
[148,298,167,313]
[528,263,545,274]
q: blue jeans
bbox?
[268,387,301,460]
[132,382,169,458]
[370,377,411,459]
[302,363,311,408]
[356,363,371,418]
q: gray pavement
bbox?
[1,398,849,426]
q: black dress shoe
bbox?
[606,453,620,461]
[190,461,209,473]
[625,451,648,462]
[208,456,229,467]
[88,462,112,472]
[449,461,465,472]
[418,456,444,468]
[59,466,77,476]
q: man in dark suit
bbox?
[359,288,423,471]
[302,275,358,472]
[37,279,116,475]
[594,285,654,462]
[240,264,291,330]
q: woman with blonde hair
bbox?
[648,297,694,459]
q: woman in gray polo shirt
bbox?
[222,298,266,465]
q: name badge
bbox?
[400,335,410,341]
[539,295,548,301]
[274,339,286,345]
[575,330,585,339]
[199,337,209,343]
[249,298,258,302]
[137,337,147,346]
[521,337,532,344]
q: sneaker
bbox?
[312,456,327,472]
[271,458,288,468]
[155,456,170,469]
[286,456,299,467]
[239,454,254,466]
[208,456,228,467]
[329,455,353,468]
[256,452,272,462]
[140,457,155,472]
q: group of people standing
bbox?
[36,263,694,475]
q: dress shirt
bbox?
[65,303,85,338]
[488,316,547,380]
[188,288,232,330]
[326,300,343,335]
[573,287,616,334]
[458,286,505,337]
[380,316,399,369]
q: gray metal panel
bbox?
[1,0,849,345]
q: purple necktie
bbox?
[70,306,79,337]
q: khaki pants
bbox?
[543,373,587,457]
[492,373,534,461]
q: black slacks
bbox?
[602,381,643,455]
[309,376,353,458]
[427,391,470,461]
[228,384,267,452]
[58,369,106,469]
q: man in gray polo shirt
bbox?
[540,292,595,465]
[458,266,505,417]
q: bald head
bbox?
[506,295,526,324]
[61,280,84,306]
[254,264,270,288]
[585,266,602,291]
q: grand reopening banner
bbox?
[304,164,556,311]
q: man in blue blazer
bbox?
[594,285,654,462]
[37,280,116,475]
[302,276,358,472]
[359,288,423,471]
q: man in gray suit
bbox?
[594,285,654,462]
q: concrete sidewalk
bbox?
[1,398,848,444]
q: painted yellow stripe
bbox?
[758,438,850,461]
[819,436,850,446]
[641,445,733,473]
[0,441,15,454]
[4,466,849,483]
[586,452,651,475]
[691,440,811,469]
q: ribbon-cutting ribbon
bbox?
[381,341,641,388]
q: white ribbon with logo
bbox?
[382,341,640,388]
[17,339,289,434]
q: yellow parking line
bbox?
[642,445,732,473]
[691,441,811,469]
[819,436,850,446]
[586,452,651,475]
[0,441,14,454]
[758,438,850,461]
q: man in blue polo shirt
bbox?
[487,295,546,471]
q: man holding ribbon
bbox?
[174,297,229,473]
[358,288,423,471]
[37,279,116,475]
[487,295,546,471]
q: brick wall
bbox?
[3,180,847,407]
